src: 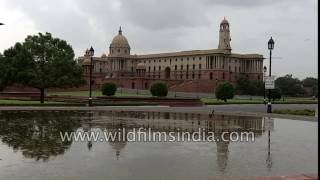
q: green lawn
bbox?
[0,99,69,106]
[273,109,316,116]
[202,97,318,105]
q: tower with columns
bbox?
[218,17,232,53]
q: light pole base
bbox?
[267,102,272,113]
[88,98,93,107]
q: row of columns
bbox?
[206,56,226,69]
[111,59,125,71]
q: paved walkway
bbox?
[0,104,317,121]
[208,173,317,179]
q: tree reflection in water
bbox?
[0,111,82,162]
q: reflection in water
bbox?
[0,111,82,161]
[0,110,273,171]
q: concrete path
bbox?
[0,104,317,121]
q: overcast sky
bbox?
[0,0,317,79]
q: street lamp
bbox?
[263,66,267,105]
[88,46,94,106]
[267,37,274,113]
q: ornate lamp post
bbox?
[267,37,274,113]
[263,66,267,105]
[88,46,94,106]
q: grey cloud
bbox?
[1,0,318,78]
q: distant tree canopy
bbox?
[275,74,304,97]
[302,77,318,96]
[236,74,264,96]
[0,32,84,103]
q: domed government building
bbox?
[79,18,264,93]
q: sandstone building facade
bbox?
[79,18,264,93]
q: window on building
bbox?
[154,66,156,71]
[175,65,177,70]
[149,66,151,72]
[187,64,189,70]
[159,66,161,70]
[223,72,225,80]
[199,57,202,60]
[180,74,183,79]
[118,49,120,53]
[198,74,201,79]
[186,73,189,79]
[210,72,213,80]
[192,74,195,79]
[199,64,202,69]
[181,65,183,70]
[193,64,195,70]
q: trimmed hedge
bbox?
[101,82,117,96]
[150,81,168,97]
[215,82,234,102]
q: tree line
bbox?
[236,74,317,97]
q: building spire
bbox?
[119,26,122,35]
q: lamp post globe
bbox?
[268,37,274,50]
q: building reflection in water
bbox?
[81,110,273,172]
[0,110,273,169]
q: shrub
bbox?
[150,81,168,97]
[215,82,234,102]
[101,82,117,96]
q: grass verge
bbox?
[273,109,316,116]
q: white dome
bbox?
[110,27,130,48]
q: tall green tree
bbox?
[275,74,304,97]
[1,32,84,103]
